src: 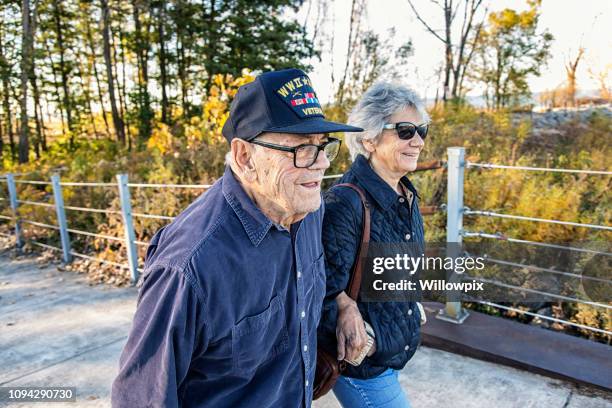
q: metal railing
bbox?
[439,147,612,336]
[0,173,204,283]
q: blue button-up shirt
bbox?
[111,166,326,408]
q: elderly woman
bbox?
[318,82,428,407]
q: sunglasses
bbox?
[382,121,429,141]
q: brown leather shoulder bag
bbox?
[313,183,371,400]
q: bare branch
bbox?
[451,0,462,23]
[406,0,445,43]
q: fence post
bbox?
[51,174,72,263]
[437,147,470,324]
[5,174,22,248]
[117,174,139,284]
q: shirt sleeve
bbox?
[111,264,207,408]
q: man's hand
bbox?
[335,292,371,362]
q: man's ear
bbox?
[230,139,257,181]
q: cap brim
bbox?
[263,118,363,136]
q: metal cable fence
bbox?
[439,148,611,338]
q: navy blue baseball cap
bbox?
[222,68,362,142]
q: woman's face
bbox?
[368,107,426,174]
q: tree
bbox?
[470,1,553,109]
[130,0,153,143]
[101,0,125,144]
[152,0,170,124]
[407,0,487,102]
[19,0,32,163]
[80,0,111,138]
[199,0,315,89]
[337,28,413,105]
[51,0,77,147]
[0,14,17,160]
[565,47,584,107]
[589,64,612,102]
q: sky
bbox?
[297,0,612,103]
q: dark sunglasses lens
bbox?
[418,124,429,139]
[397,123,417,140]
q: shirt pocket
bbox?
[231,295,289,377]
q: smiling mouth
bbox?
[402,152,419,158]
[300,181,321,189]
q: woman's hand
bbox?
[335,292,371,362]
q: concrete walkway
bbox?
[0,252,610,408]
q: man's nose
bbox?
[309,148,331,171]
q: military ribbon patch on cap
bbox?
[276,76,324,119]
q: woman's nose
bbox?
[410,134,425,148]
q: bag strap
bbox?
[334,183,371,301]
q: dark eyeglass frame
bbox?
[382,121,429,140]
[250,137,342,168]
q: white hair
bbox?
[224,150,233,166]
[346,82,430,161]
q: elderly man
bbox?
[111,68,361,408]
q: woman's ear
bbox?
[362,137,377,153]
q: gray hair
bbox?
[346,82,430,161]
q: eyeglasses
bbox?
[382,122,429,141]
[250,137,342,168]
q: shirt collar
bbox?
[222,166,275,246]
[351,154,421,210]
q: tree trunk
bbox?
[85,12,111,138]
[101,0,125,144]
[115,27,132,148]
[19,0,32,163]
[76,56,98,137]
[157,2,170,124]
[0,21,15,160]
[40,30,66,135]
[442,0,452,102]
[29,1,45,154]
[52,0,75,148]
[565,47,584,107]
[132,0,152,142]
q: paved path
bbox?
[0,251,610,408]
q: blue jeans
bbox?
[332,368,411,408]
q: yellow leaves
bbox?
[147,123,173,154]
[572,303,611,341]
[201,70,255,140]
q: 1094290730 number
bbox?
[0,387,77,402]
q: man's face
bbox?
[250,132,331,218]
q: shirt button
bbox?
[405,233,411,240]
[297,271,302,278]
[405,345,410,351]
[399,197,405,203]
[305,380,309,387]
[304,345,308,352]
[408,309,413,316]
[301,311,306,318]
